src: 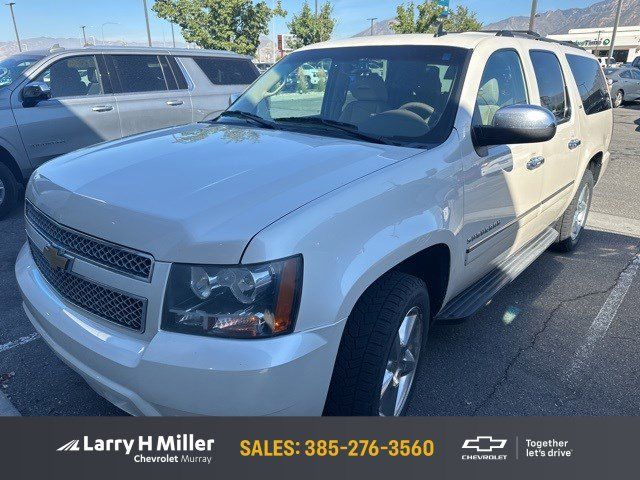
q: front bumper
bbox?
[16,242,343,416]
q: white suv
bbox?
[16,31,613,416]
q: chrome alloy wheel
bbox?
[571,183,591,241]
[0,178,5,205]
[379,306,423,416]
[614,90,623,107]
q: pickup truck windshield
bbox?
[229,45,468,147]
[0,55,42,90]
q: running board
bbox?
[436,227,559,322]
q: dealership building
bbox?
[548,26,640,63]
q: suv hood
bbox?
[27,123,418,264]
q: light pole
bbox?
[142,0,152,47]
[608,0,624,65]
[5,2,22,52]
[81,25,88,46]
[170,22,176,48]
[367,17,377,36]
[528,0,538,32]
[101,22,119,44]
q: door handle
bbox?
[568,139,582,150]
[166,100,184,106]
[527,156,545,170]
[91,105,114,112]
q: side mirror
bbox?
[22,82,51,107]
[473,104,557,147]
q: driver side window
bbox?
[474,50,528,126]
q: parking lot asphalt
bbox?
[1,105,639,416]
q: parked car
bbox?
[0,46,259,218]
[17,31,612,416]
[604,66,640,107]
[632,56,640,70]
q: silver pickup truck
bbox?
[0,46,259,218]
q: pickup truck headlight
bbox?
[162,256,302,339]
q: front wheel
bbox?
[324,272,429,416]
[0,163,19,220]
[613,90,624,108]
[552,169,594,253]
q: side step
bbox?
[436,227,559,322]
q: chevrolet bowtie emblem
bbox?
[42,245,72,271]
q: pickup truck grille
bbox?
[25,202,153,281]
[29,240,146,331]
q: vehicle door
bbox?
[528,49,581,226]
[106,54,192,137]
[461,48,545,267]
[181,55,259,121]
[11,54,120,167]
[629,68,640,99]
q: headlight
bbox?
[162,256,303,339]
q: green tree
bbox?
[152,0,286,56]
[392,1,481,34]
[287,1,336,49]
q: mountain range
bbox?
[354,0,640,37]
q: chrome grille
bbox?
[25,202,153,281]
[29,240,146,331]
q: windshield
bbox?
[228,45,469,147]
[0,55,42,90]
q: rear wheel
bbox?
[552,169,594,253]
[0,163,19,220]
[613,90,624,108]
[324,271,429,416]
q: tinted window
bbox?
[192,57,259,85]
[474,49,528,126]
[566,54,611,115]
[35,55,105,98]
[167,56,188,89]
[111,55,167,93]
[530,50,571,122]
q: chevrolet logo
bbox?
[462,436,507,452]
[42,245,73,272]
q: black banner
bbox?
[0,417,632,479]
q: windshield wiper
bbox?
[275,116,397,146]
[217,110,276,129]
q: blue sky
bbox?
[0,0,599,44]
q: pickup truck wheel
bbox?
[0,164,19,220]
[324,271,429,416]
[552,169,594,253]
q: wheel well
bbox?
[393,243,450,319]
[587,152,603,184]
[0,145,23,186]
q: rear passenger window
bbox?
[192,57,259,85]
[529,50,571,122]
[566,54,611,115]
[474,49,528,126]
[111,55,168,93]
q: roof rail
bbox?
[475,29,584,50]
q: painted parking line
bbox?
[565,252,640,389]
[0,332,40,354]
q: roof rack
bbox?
[476,29,584,50]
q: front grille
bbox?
[29,241,147,331]
[25,202,153,281]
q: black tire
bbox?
[551,169,594,253]
[324,271,429,416]
[613,90,624,108]
[0,163,19,220]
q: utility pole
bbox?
[528,0,538,32]
[367,18,377,36]
[81,25,87,46]
[314,0,318,43]
[142,0,152,47]
[5,2,22,52]
[170,22,176,48]
[608,0,624,65]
